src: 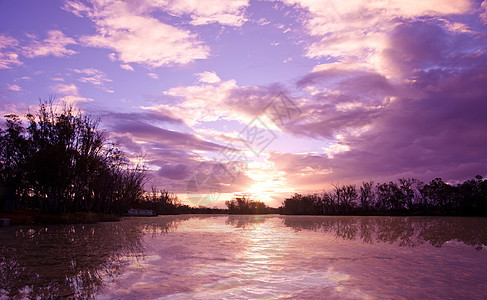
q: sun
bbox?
[246,181,274,203]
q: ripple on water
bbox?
[2,215,487,299]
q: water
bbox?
[1,215,487,299]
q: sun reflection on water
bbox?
[2,216,487,299]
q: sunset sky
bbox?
[1,0,487,207]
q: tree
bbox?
[226,195,274,214]
[341,184,358,214]
[359,181,374,213]
[281,193,321,215]
[398,178,416,211]
[0,100,147,214]
[421,178,453,213]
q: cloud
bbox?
[280,0,475,79]
[0,34,22,69]
[144,76,240,126]
[255,17,271,26]
[481,1,487,24]
[196,71,221,84]
[102,110,184,127]
[64,0,210,68]
[98,109,258,193]
[104,113,224,153]
[146,76,293,131]
[155,0,249,27]
[120,64,134,71]
[267,152,331,190]
[270,19,487,186]
[21,30,77,58]
[73,68,112,91]
[200,13,480,191]
[157,163,190,180]
[225,84,294,121]
[50,83,93,104]
[7,84,22,92]
[147,72,159,79]
[0,103,31,122]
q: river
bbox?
[1,215,487,299]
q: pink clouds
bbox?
[481,1,487,23]
[1,0,486,203]
[7,84,21,92]
[280,0,479,80]
[21,30,77,58]
[137,13,486,195]
[251,14,487,192]
[0,30,76,69]
[0,34,22,69]
[196,71,221,84]
[73,68,112,92]
[144,75,242,126]
[64,0,210,67]
[49,83,93,104]
[267,20,487,189]
[102,110,256,194]
[157,0,249,27]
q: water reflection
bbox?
[2,215,487,299]
[225,215,269,228]
[281,216,487,249]
[0,217,182,299]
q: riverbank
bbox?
[0,210,120,225]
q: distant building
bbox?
[127,209,155,216]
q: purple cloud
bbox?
[157,163,190,180]
[268,19,487,188]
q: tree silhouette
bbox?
[280,176,487,216]
[0,100,146,215]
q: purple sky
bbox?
[1,0,487,207]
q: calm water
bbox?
[1,215,487,299]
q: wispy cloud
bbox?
[155,0,250,27]
[50,83,93,104]
[22,30,77,58]
[481,0,487,23]
[0,34,22,69]
[255,17,271,26]
[120,64,134,71]
[73,68,111,85]
[73,68,113,92]
[7,84,22,92]
[147,72,159,79]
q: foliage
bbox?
[226,195,277,214]
[280,176,487,216]
[0,100,146,214]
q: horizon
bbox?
[1,0,487,208]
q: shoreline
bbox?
[2,209,484,226]
[0,210,120,225]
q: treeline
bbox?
[280,176,487,216]
[0,101,146,215]
[226,196,278,214]
[133,188,226,215]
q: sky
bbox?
[1,0,487,208]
